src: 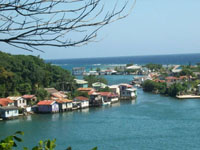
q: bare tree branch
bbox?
[0,0,136,52]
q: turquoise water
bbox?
[1,88,200,150]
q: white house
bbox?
[8,96,26,108]
[119,84,137,99]
[109,85,120,96]
[74,96,89,109]
[0,106,19,119]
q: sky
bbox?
[1,0,200,59]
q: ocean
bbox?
[46,53,200,72]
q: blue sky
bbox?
[2,0,200,59]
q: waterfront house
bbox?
[74,79,88,88]
[56,99,73,112]
[8,96,26,108]
[74,96,89,108]
[0,106,19,119]
[89,92,103,107]
[98,92,119,104]
[0,98,14,107]
[92,82,107,90]
[109,85,120,95]
[119,84,137,99]
[89,70,99,76]
[37,100,59,113]
[22,95,37,106]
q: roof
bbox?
[92,82,107,88]
[77,88,94,92]
[0,106,18,111]
[165,76,178,80]
[56,99,73,103]
[109,85,119,89]
[22,95,35,99]
[179,76,188,80]
[90,92,100,95]
[0,98,14,107]
[119,84,133,88]
[74,79,88,84]
[126,88,137,92]
[88,90,95,95]
[37,100,55,106]
[75,96,89,101]
[98,92,118,97]
[44,88,59,94]
[62,99,73,103]
[7,96,22,101]
[154,79,166,83]
[51,92,66,98]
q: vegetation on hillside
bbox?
[0,51,75,99]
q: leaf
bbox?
[13,136,23,142]
[15,131,24,135]
[23,147,29,150]
[91,147,98,150]
[66,147,72,150]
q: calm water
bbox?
[1,88,200,150]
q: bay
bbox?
[1,87,200,149]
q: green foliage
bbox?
[143,80,157,92]
[179,68,194,77]
[0,131,24,150]
[143,80,167,94]
[96,68,101,72]
[98,87,111,92]
[143,80,188,97]
[145,63,162,71]
[72,90,89,98]
[0,131,97,150]
[35,88,49,101]
[125,69,137,74]
[83,75,107,87]
[167,83,186,97]
[0,51,75,98]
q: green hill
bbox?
[0,51,75,99]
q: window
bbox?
[7,110,9,114]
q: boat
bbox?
[102,100,111,106]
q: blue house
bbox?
[0,106,19,119]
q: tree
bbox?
[0,0,136,52]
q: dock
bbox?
[176,95,200,99]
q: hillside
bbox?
[0,51,75,98]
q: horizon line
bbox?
[45,52,200,60]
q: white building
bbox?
[8,96,26,108]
